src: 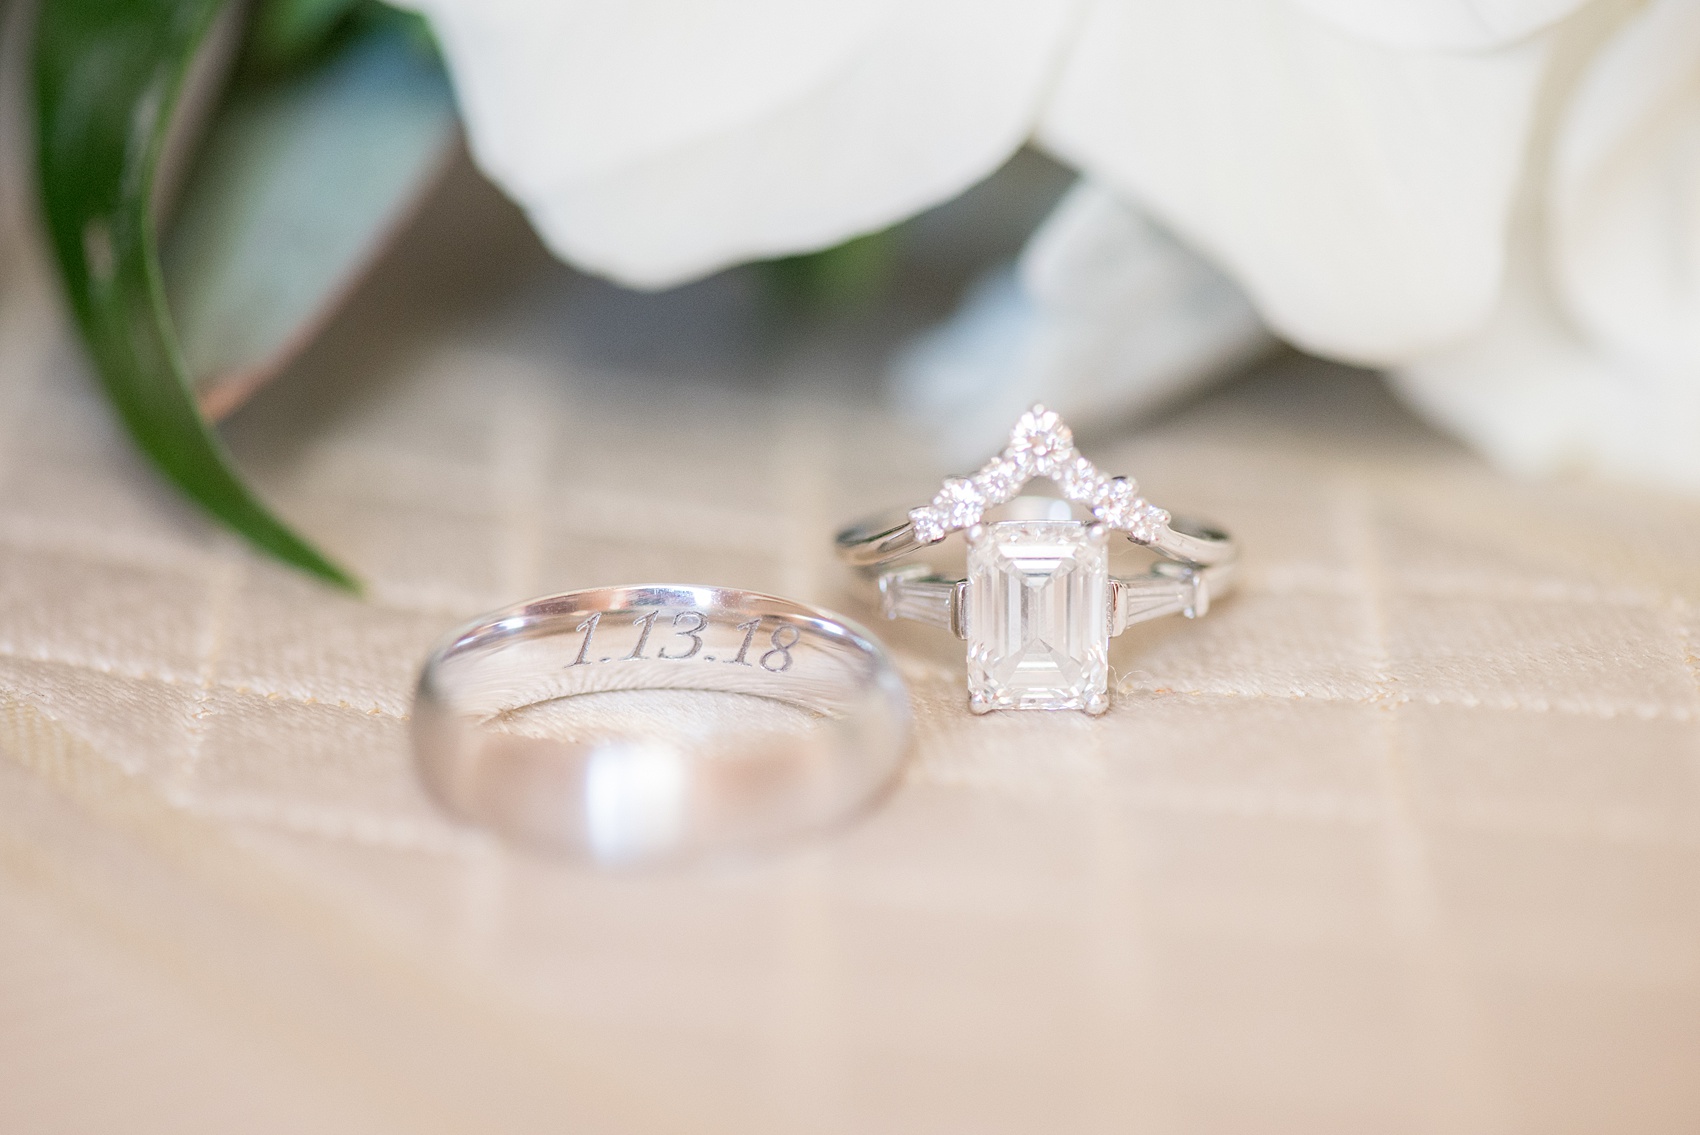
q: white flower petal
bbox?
[1550,0,1700,371]
[891,182,1271,463]
[1391,227,1700,491]
[1017,181,1274,410]
[1287,0,1589,51]
[1037,0,1551,363]
[402,0,1081,287]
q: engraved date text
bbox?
[568,610,797,672]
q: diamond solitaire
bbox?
[967,519,1110,714]
[835,407,1239,716]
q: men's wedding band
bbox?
[413,584,912,863]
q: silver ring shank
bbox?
[413,585,911,861]
[836,508,1237,569]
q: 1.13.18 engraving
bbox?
[569,610,797,672]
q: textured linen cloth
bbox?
[3,170,1700,1134]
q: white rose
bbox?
[1394,0,1700,489]
[397,0,1700,488]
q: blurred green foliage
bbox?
[243,0,435,78]
[35,0,359,588]
[244,0,361,72]
[760,227,898,312]
[31,0,902,586]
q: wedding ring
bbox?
[835,406,1237,716]
[413,585,911,863]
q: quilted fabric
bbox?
[2,199,1700,1133]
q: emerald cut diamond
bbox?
[965,520,1110,714]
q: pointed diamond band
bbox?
[834,407,1237,715]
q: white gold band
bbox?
[835,406,1236,570]
[835,502,1238,571]
[413,585,911,862]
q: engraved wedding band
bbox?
[835,406,1236,715]
[413,585,911,863]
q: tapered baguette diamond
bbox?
[965,520,1109,713]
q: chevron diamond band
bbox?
[835,407,1237,716]
[837,406,1236,570]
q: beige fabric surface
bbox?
[4,171,1700,1134]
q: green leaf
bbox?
[34,0,357,588]
[760,227,898,311]
[244,0,362,74]
[166,23,455,418]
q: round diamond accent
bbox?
[909,507,947,544]
[973,456,1025,507]
[1008,406,1074,476]
[932,477,986,529]
[1092,476,1169,543]
[1057,454,1103,503]
[1091,476,1135,521]
[1124,502,1171,544]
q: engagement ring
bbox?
[836,407,1236,715]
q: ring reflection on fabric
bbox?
[412,585,912,865]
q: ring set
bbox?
[413,408,1235,860]
[834,406,1236,716]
